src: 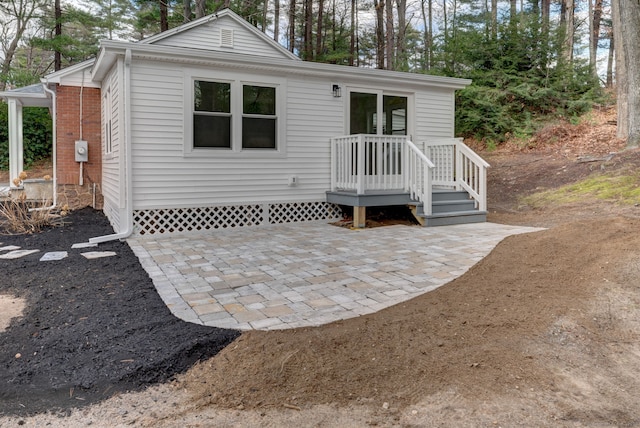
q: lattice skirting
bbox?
[132,201,342,236]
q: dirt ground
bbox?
[3,107,640,427]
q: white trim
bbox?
[44,59,95,83]
[7,99,23,188]
[90,49,134,243]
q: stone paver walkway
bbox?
[128,222,543,331]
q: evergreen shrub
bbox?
[0,103,52,171]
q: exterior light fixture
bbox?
[332,84,342,98]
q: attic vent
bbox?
[219,28,234,48]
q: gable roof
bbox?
[138,8,299,61]
[0,83,52,107]
[43,59,96,84]
[90,8,470,90]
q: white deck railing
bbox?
[331,134,407,194]
[330,135,489,214]
[425,138,490,211]
[404,140,435,214]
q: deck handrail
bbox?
[405,139,435,215]
[425,138,490,212]
[331,134,407,194]
[331,135,488,214]
[456,140,490,211]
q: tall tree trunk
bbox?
[332,0,337,53]
[509,0,516,24]
[183,0,192,23]
[589,0,603,78]
[420,0,431,70]
[303,0,313,59]
[442,0,447,48]
[384,0,394,69]
[55,0,62,70]
[428,0,433,68]
[262,0,269,31]
[541,0,550,33]
[288,0,296,52]
[349,0,356,65]
[160,0,169,31]
[375,0,385,69]
[489,0,497,39]
[396,0,407,70]
[316,0,324,58]
[612,0,626,139]
[488,0,496,40]
[196,0,206,18]
[355,0,360,66]
[560,0,574,63]
[606,27,614,88]
[450,0,458,72]
[612,0,640,147]
[274,0,280,41]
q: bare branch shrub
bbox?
[0,195,65,235]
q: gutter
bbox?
[94,40,472,90]
[90,49,134,243]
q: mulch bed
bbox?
[0,208,240,417]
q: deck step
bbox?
[431,199,476,214]
[432,189,472,202]
[409,189,486,227]
[422,210,488,227]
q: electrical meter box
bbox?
[75,140,88,162]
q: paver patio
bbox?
[128,221,543,330]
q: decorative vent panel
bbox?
[219,28,234,48]
[133,204,262,235]
[269,202,342,224]
[133,202,342,236]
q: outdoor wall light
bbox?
[332,84,342,98]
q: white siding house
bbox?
[3,8,487,238]
[88,9,483,237]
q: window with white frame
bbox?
[103,87,113,154]
[193,80,231,148]
[242,84,276,149]
[189,77,281,153]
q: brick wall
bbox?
[55,85,103,209]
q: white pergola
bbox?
[0,83,54,188]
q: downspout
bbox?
[78,72,84,186]
[90,49,134,243]
[32,83,58,211]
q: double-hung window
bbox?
[189,76,282,153]
[242,85,276,149]
[103,87,113,155]
[193,80,231,148]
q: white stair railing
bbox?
[404,140,435,215]
[331,135,489,215]
[425,138,490,212]
[456,140,490,212]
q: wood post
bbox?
[353,206,366,228]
